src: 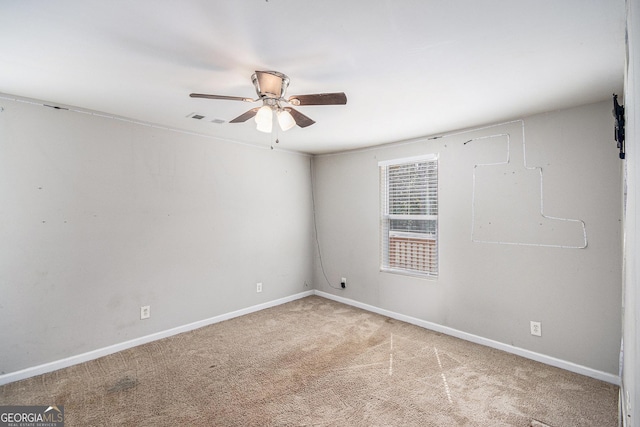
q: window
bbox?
[380,155,438,277]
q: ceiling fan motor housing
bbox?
[252,71,289,99]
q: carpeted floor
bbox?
[0,296,619,426]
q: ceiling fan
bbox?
[190,71,347,133]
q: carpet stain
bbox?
[0,296,619,427]
[107,376,137,393]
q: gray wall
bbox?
[312,101,622,375]
[0,98,314,374]
[0,96,623,381]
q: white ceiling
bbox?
[0,1,626,154]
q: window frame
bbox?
[379,154,439,278]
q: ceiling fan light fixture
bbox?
[277,109,296,131]
[255,105,273,133]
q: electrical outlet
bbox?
[530,321,541,336]
[257,282,262,293]
[140,305,150,320]
[341,277,346,288]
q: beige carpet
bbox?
[0,296,618,426]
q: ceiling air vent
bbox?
[186,113,225,124]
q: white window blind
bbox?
[380,155,438,277]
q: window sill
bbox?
[380,268,438,280]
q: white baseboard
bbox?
[314,290,621,386]
[0,290,313,386]
[1,289,619,387]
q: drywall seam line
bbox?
[469,132,514,247]
[521,120,588,247]
[467,120,588,249]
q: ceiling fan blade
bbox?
[286,108,316,128]
[190,93,255,102]
[288,92,347,106]
[229,108,260,123]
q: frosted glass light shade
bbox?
[277,110,296,131]
[255,106,273,133]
